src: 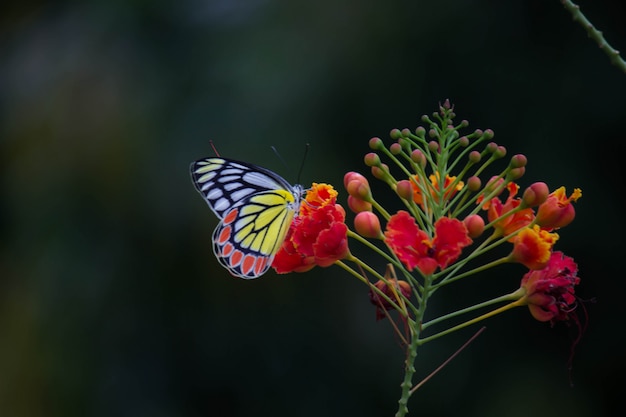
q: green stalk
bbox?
[422,290,523,330]
[418,293,526,345]
[560,0,626,73]
[394,278,433,417]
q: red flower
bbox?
[536,187,582,230]
[484,182,535,238]
[272,184,348,273]
[509,225,559,270]
[520,251,580,323]
[384,211,472,275]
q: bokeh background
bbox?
[2,0,625,416]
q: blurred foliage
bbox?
[1,0,625,416]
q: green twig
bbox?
[560,0,626,73]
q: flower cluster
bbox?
[268,101,584,417]
[272,183,349,273]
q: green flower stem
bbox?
[337,258,406,316]
[422,289,523,330]
[346,231,423,298]
[395,278,433,417]
[347,230,399,268]
[433,232,498,284]
[432,256,509,289]
[469,154,498,180]
[482,203,527,232]
[348,224,424,299]
[407,172,433,230]
[560,0,626,73]
[447,132,487,173]
[418,294,526,345]
[451,170,507,217]
[335,259,368,284]
[370,198,392,221]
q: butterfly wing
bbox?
[190,157,303,279]
[212,188,299,278]
[190,157,296,219]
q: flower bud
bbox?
[459,136,469,147]
[396,180,413,201]
[411,149,426,167]
[347,195,372,213]
[494,146,507,159]
[535,187,581,229]
[521,182,549,208]
[401,128,411,137]
[486,142,498,153]
[369,137,383,150]
[390,129,402,140]
[483,176,505,196]
[467,176,481,192]
[507,167,525,180]
[343,171,369,190]
[510,154,527,168]
[364,152,381,167]
[468,151,481,164]
[428,141,439,152]
[390,143,402,155]
[371,165,387,180]
[415,126,425,137]
[464,214,485,238]
[346,180,371,201]
[354,211,382,238]
[483,129,494,139]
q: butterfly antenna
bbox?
[296,143,310,184]
[209,140,221,157]
[271,145,289,170]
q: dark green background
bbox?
[1,1,624,416]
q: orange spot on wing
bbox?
[230,250,243,267]
[223,208,238,225]
[254,257,268,275]
[217,226,232,244]
[222,242,234,256]
[242,254,257,275]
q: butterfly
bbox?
[190,157,304,279]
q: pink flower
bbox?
[520,251,580,323]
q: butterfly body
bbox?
[190,157,303,279]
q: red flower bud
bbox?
[396,180,414,201]
[343,171,369,190]
[354,211,382,238]
[463,214,485,238]
[521,182,549,208]
[369,137,383,150]
[347,195,372,213]
[467,176,481,192]
[535,187,582,230]
[364,152,381,167]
